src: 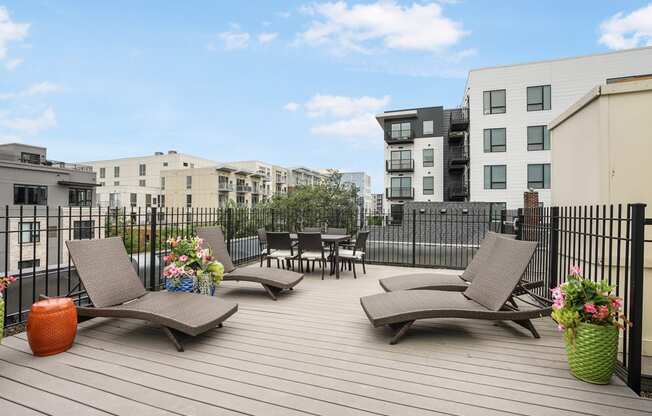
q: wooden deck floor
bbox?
[1,264,651,416]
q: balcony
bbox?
[448,145,469,171]
[385,130,414,144]
[449,107,469,132]
[218,183,233,192]
[236,184,252,193]
[385,159,414,173]
[448,130,466,141]
[386,187,414,199]
[447,184,469,201]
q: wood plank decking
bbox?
[1,264,651,415]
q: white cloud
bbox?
[5,57,22,70]
[0,6,29,61]
[599,4,652,49]
[0,107,57,134]
[258,32,279,44]
[283,101,300,112]
[0,81,63,100]
[310,112,379,139]
[304,94,390,117]
[210,29,250,51]
[296,1,468,54]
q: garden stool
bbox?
[27,297,77,356]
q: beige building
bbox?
[226,160,286,198]
[287,166,327,191]
[163,165,267,209]
[549,78,652,356]
[84,150,216,209]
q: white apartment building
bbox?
[226,160,286,198]
[83,150,216,209]
[287,167,327,191]
[466,46,652,208]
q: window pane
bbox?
[484,166,491,189]
[493,90,505,107]
[391,177,401,188]
[483,91,490,114]
[423,120,434,135]
[527,86,542,105]
[494,166,506,182]
[483,130,490,152]
[543,126,550,149]
[493,128,506,145]
[543,85,551,110]
[544,164,551,188]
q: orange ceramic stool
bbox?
[27,298,77,356]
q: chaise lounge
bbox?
[378,232,541,294]
[360,237,551,344]
[66,237,238,352]
[197,227,304,300]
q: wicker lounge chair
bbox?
[66,237,238,352]
[360,237,551,344]
[377,232,541,293]
[197,227,303,300]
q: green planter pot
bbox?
[565,322,618,384]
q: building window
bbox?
[527,125,550,151]
[99,167,106,179]
[163,162,168,167]
[527,163,551,189]
[183,162,188,167]
[483,128,506,152]
[484,165,506,189]
[390,122,411,139]
[390,177,412,197]
[114,181,120,186]
[14,185,48,205]
[139,164,146,176]
[73,220,95,239]
[186,194,192,208]
[390,150,411,170]
[236,194,245,206]
[159,195,165,207]
[423,176,434,195]
[19,222,40,244]
[483,89,506,114]
[527,85,551,111]
[114,166,120,177]
[20,152,41,164]
[18,259,40,269]
[99,182,105,186]
[423,148,434,167]
[186,176,192,189]
[145,194,152,207]
[423,120,434,135]
[130,193,137,207]
[139,180,146,187]
[160,177,165,190]
[69,188,92,207]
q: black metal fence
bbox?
[0,203,649,393]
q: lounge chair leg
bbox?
[362,257,366,274]
[513,319,540,338]
[262,284,279,301]
[161,326,184,352]
[388,320,414,345]
[352,261,357,279]
[507,296,518,309]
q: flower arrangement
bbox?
[163,236,224,294]
[551,266,629,384]
[0,275,16,298]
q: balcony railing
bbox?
[386,159,414,172]
[449,107,469,132]
[236,185,252,193]
[386,187,414,199]
[448,130,466,141]
[447,184,469,200]
[385,130,414,144]
[448,145,469,168]
[218,183,233,192]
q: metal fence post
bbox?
[500,209,506,234]
[412,209,416,266]
[226,207,234,255]
[548,206,560,290]
[628,203,646,395]
[516,208,524,240]
[149,207,157,291]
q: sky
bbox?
[1,1,652,192]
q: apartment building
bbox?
[83,150,216,209]
[376,106,469,219]
[466,46,652,208]
[373,193,384,214]
[225,160,281,199]
[340,171,373,211]
[163,165,267,209]
[287,167,327,191]
[0,143,100,273]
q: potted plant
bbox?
[551,266,628,384]
[0,274,17,343]
[163,236,224,295]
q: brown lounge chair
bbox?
[360,237,551,344]
[378,232,541,294]
[197,227,304,300]
[66,237,238,352]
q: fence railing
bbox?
[0,203,648,393]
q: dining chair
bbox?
[338,231,369,278]
[297,232,329,279]
[265,232,297,270]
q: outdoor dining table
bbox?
[289,233,351,279]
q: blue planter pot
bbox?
[165,275,195,293]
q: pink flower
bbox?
[552,299,564,310]
[569,265,582,276]
[595,305,610,319]
[611,297,622,309]
[163,255,171,264]
[179,255,188,262]
[583,303,597,314]
[557,324,565,332]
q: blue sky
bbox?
[1,1,652,192]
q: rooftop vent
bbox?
[168,150,178,154]
[154,152,164,156]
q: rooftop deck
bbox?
[1,264,651,415]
